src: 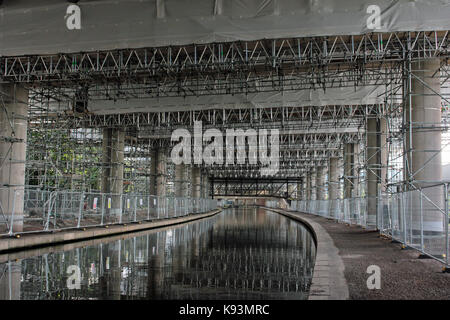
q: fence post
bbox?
[419,191,424,251]
[77,192,84,228]
[45,192,53,231]
[8,190,17,236]
[444,184,449,267]
[402,192,407,245]
[101,194,105,226]
[147,196,150,220]
[156,197,160,219]
[119,194,123,224]
[175,198,178,217]
[134,196,137,222]
[166,198,169,218]
[379,192,383,232]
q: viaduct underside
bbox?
[0,1,449,233]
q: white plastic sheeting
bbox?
[0,0,450,56]
[87,85,386,114]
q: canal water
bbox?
[0,207,316,300]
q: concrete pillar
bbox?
[0,84,28,232]
[315,167,325,200]
[406,59,442,186]
[156,149,167,197]
[406,58,443,233]
[149,151,157,195]
[343,143,359,198]
[181,166,189,197]
[201,174,205,198]
[101,128,124,214]
[328,157,340,200]
[310,169,317,201]
[111,132,124,197]
[174,164,185,197]
[297,178,304,200]
[202,174,209,199]
[305,172,312,200]
[192,167,201,198]
[367,117,388,228]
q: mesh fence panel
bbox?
[1,189,217,236]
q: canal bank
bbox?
[265,207,450,300]
[264,207,349,300]
[0,209,221,253]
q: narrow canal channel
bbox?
[0,207,316,300]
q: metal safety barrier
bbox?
[266,184,450,268]
[0,188,217,237]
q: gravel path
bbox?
[295,213,450,300]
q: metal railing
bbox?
[377,184,449,266]
[266,184,450,268]
[0,188,217,237]
[287,198,369,227]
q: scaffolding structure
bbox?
[0,31,448,208]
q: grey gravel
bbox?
[294,213,450,300]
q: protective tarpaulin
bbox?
[88,85,386,114]
[0,0,450,56]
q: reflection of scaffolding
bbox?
[9,217,215,299]
[2,208,315,299]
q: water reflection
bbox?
[0,207,316,300]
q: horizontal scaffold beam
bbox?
[1,32,447,106]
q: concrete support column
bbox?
[315,167,325,200]
[101,128,124,214]
[185,166,193,198]
[305,172,312,200]
[174,164,185,197]
[328,157,340,200]
[406,58,443,232]
[367,117,388,228]
[297,178,304,200]
[202,174,209,199]
[149,151,157,196]
[310,169,317,201]
[343,143,359,198]
[156,149,167,197]
[101,132,111,194]
[111,131,124,198]
[0,84,28,232]
[192,167,201,198]
[181,165,189,197]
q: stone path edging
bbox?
[0,209,221,253]
[264,207,349,300]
